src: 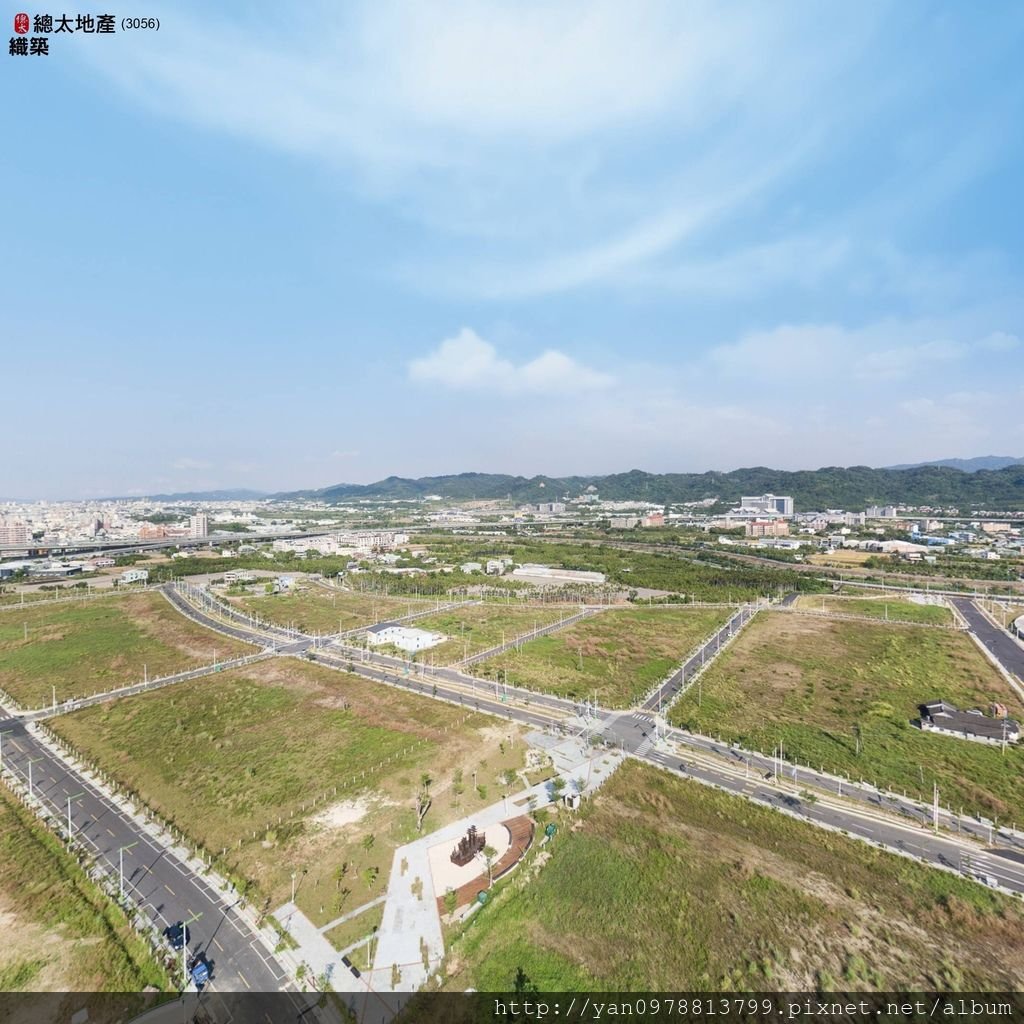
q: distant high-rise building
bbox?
[189,513,209,538]
[741,494,794,517]
[0,519,29,547]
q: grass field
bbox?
[52,658,528,927]
[228,588,439,635]
[323,901,384,960]
[807,551,878,567]
[793,595,953,625]
[476,607,731,707]
[669,613,1024,818]
[0,782,168,999]
[0,592,252,707]
[399,603,572,665]
[438,761,1024,991]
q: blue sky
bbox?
[3,1,1023,499]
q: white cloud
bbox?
[977,331,1020,353]
[172,457,213,471]
[707,322,1015,383]
[408,328,614,395]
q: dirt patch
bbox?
[310,796,374,830]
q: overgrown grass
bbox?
[0,782,169,995]
[403,604,570,665]
[476,607,731,707]
[439,761,1024,992]
[670,613,1024,818]
[52,659,526,925]
[0,592,251,706]
[794,595,953,625]
[229,588,438,634]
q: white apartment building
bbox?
[189,514,209,539]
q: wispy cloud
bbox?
[408,328,614,395]
[171,456,213,471]
[707,322,1017,383]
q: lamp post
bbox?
[119,841,139,899]
[66,791,83,847]
[181,910,202,988]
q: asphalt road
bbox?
[603,710,1024,855]
[0,716,292,996]
[163,583,1024,902]
[637,743,1024,893]
[951,597,1024,682]
[640,604,759,712]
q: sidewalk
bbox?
[367,741,624,993]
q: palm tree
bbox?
[482,844,498,887]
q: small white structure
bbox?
[510,563,606,584]
[120,569,149,584]
[365,624,445,653]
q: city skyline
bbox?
[4,1,1024,499]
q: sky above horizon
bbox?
[3,1,1024,499]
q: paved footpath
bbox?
[367,739,624,994]
[272,738,624,1005]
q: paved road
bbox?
[951,597,1024,683]
[164,584,1024,904]
[603,711,1024,859]
[0,717,293,996]
[636,743,1024,893]
[640,604,759,712]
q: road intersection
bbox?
[5,579,1024,998]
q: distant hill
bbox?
[885,456,1024,473]
[122,489,270,502]
[278,465,1024,510]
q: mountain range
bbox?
[278,463,1024,510]
[884,456,1024,473]
[124,461,1024,510]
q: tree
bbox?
[415,773,433,832]
[362,833,375,852]
[482,844,498,887]
[443,887,457,915]
[550,776,566,800]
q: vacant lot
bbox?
[806,550,877,567]
[670,613,1024,818]
[0,591,251,707]
[440,761,1024,991]
[476,607,731,707]
[53,658,528,927]
[0,782,168,1000]
[401,603,571,665]
[794,595,953,625]
[229,588,438,635]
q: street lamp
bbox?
[66,791,83,847]
[119,841,139,899]
[181,910,203,987]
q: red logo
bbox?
[14,12,30,34]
